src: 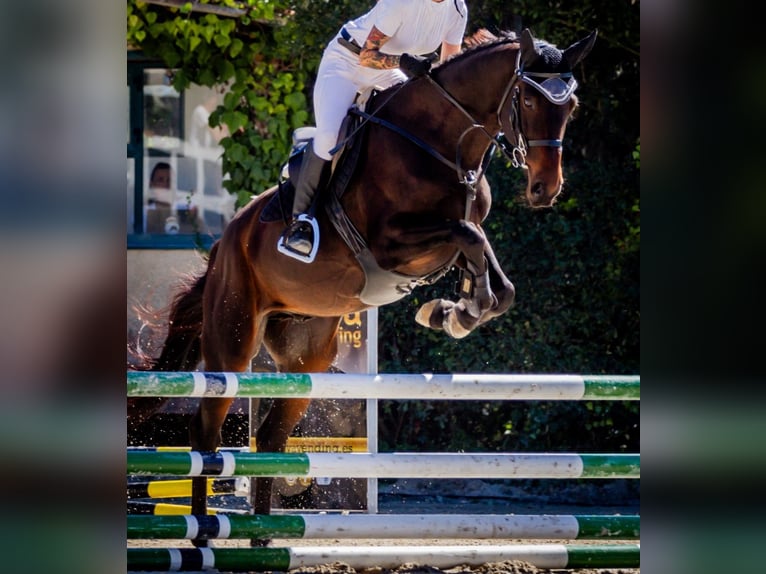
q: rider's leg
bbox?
[277,53,355,260]
[277,42,397,260]
[278,143,329,257]
[292,144,327,216]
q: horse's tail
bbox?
[151,242,219,372]
[128,244,218,425]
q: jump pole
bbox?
[127,501,250,516]
[127,477,248,499]
[127,371,639,400]
[126,451,640,478]
[127,544,640,571]
[128,513,640,540]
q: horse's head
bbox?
[502,29,597,208]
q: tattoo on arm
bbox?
[359,26,401,69]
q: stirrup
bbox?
[277,214,320,263]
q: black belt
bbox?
[338,27,361,55]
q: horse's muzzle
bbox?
[527,180,562,208]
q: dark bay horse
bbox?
[128,28,596,545]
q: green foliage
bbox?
[127,0,363,205]
[379,399,639,453]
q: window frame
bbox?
[127,51,219,250]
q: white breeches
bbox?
[312,37,407,160]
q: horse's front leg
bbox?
[413,221,498,338]
[474,238,515,326]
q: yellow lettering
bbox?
[337,328,364,349]
[343,312,363,327]
[351,329,362,348]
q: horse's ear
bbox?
[563,29,598,69]
[519,28,540,69]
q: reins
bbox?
[333,41,573,198]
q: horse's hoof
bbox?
[415,299,447,330]
[192,538,214,548]
[442,305,473,339]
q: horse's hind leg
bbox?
[187,396,238,547]
[249,315,342,547]
[188,274,262,546]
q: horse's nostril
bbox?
[531,183,543,196]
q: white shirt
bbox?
[309,0,468,160]
[343,0,467,56]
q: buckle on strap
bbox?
[338,28,361,55]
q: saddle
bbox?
[261,92,449,306]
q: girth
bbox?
[321,108,458,306]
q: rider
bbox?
[278,0,468,261]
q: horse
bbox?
[128,28,597,546]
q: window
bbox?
[127,56,235,248]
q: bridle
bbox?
[421,47,577,181]
[338,43,578,204]
[494,51,577,168]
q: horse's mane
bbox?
[446,29,519,66]
[438,28,565,73]
[463,28,511,49]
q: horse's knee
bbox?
[495,280,516,312]
[255,398,310,452]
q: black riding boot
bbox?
[277,146,328,262]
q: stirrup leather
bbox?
[277,214,320,263]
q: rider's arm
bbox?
[440,41,461,62]
[359,26,401,69]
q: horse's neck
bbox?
[418,47,516,162]
[436,46,516,123]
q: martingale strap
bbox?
[348,101,499,202]
[349,108,461,174]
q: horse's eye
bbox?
[523,97,533,107]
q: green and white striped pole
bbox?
[126,451,640,478]
[127,544,640,571]
[128,513,640,540]
[127,372,639,400]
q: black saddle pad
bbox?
[260,180,293,223]
[259,102,372,224]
